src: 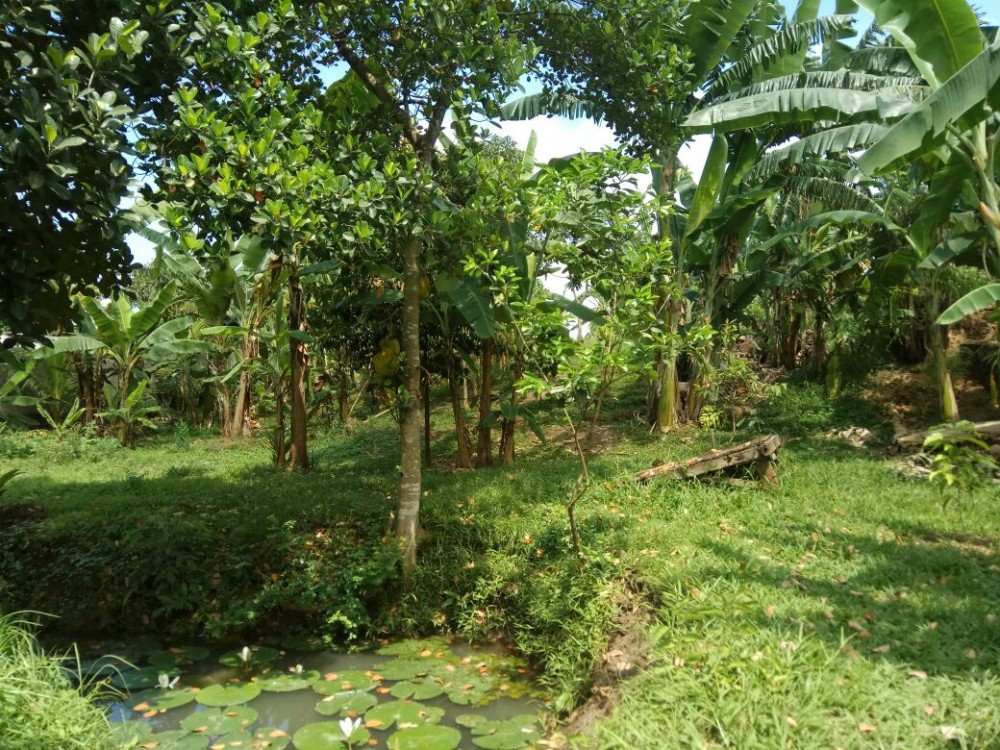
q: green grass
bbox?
[0,612,122,750]
[2,383,999,747]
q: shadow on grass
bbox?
[698,519,1000,677]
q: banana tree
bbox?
[69,281,211,446]
[510,0,859,429]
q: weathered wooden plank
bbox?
[635,434,781,484]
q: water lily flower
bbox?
[291,663,304,674]
[157,673,179,690]
[339,716,362,740]
[238,646,252,663]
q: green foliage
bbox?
[0,5,148,339]
[923,421,999,497]
[0,613,121,750]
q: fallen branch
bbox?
[636,434,782,486]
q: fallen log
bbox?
[896,421,1000,451]
[635,434,782,486]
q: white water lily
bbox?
[291,663,304,674]
[156,673,179,690]
[238,646,252,663]
[339,716,362,740]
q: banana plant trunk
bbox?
[448,350,474,469]
[654,147,682,432]
[231,332,259,437]
[287,263,309,469]
[476,337,495,467]
[930,290,959,422]
[423,371,432,468]
[397,235,424,574]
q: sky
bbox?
[127,0,1000,264]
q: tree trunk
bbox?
[423,370,432,468]
[231,332,258,437]
[656,297,682,432]
[73,353,97,426]
[499,351,523,465]
[287,264,309,469]
[476,337,494,467]
[448,351,473,469]
[274,375,287,468]
[396,236,424,575]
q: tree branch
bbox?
[331,32,421,149]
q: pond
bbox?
[70,635,549,750]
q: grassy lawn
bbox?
[2,384,999,748]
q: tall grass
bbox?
[0,612,120,750]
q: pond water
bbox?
[69,635,549,750]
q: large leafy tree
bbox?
[307,0,533,572]
[0,5,149,340]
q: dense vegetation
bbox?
[2,0,1000,747]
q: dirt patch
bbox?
[913,531,998,556]
[861,366,998,432]
[561,603,651,739]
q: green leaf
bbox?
[855,0,982,89]
[859,41,1000,174]
[388,725,462,750]
[314,689,378,716]
[144,730,209,750]
[684,134,728,241]
[253,669,321,692]
[312,670,378,693]
[365,700,445,730]
[179,705,258,735]
[686,86,913,134]
[936,283,1000,325]
[194,682,261,707]
[390,676,445,701]
[684,0,758,80]
[545,293,604,324]
[291,722,354,750]
[471,715,541,749]
[500,93,594,121]
[130,688,197,712]
[748,123,886,180]
[435,275,495,339]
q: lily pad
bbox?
[146,729,210,750]
[314,689,378,716]
[444,674,495,706]
[390,676,445,701]
[455,714,488,729]
[194,682,261,707]
[292,721,370,750]
[180,705,259,735]
[114,665,180,691]
[109,720,154,745]
[375,659,434,681]
[313,670,378,693]
[471,715,541,750]
[130,687,198,712]
[365,700,445,731]
[253,669,321,692]
[388,725,462,750]
[248,727,292,749]
[218,645,281,668]
[147,646,211,668]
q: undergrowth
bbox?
[1,385,999,747]
[0,612,122,750]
